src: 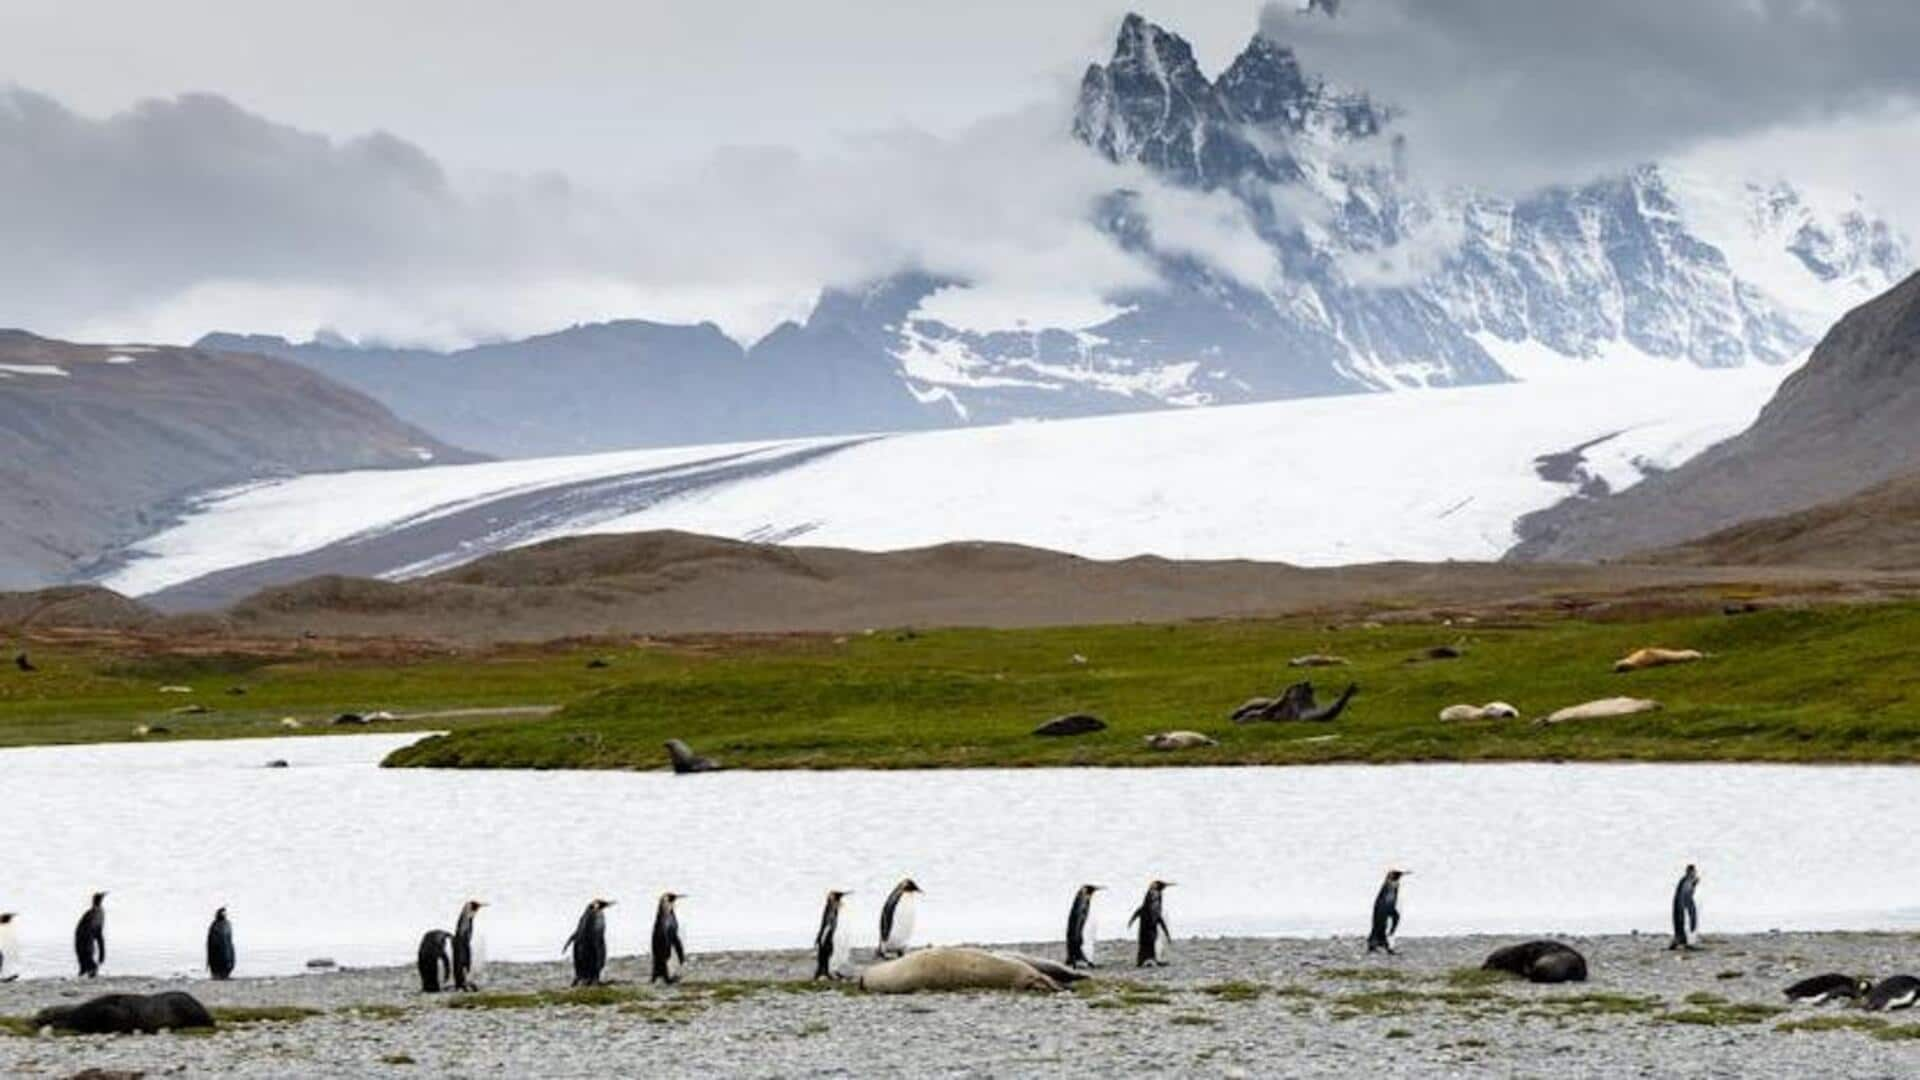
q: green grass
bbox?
[14,600,1920,769]
[0,1016,34,1038]
[1776,1014,1890,1035]
[381,603,1920,769]
[1660,1000,1785,1026]
[447,985,650,1010]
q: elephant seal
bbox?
[665,739,721,774]
[1614,648,1704,673]
[1783,973,1873,1004]
[35,991,215,1034]
[1144,731,1217,751]
[858,947,1063,994]
[1033,713,1107,737]
[1482,940,1588,984]
[1543,697,1661,724]
[1439,702,1520,722]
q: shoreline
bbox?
[6,932,1919,1076]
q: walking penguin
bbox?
[206,907,235,980]
[1127,880,1174,968]
[74,892,106,978]
[1670,864,1701,951]
[1066,884,1103,969]
[813,890,852,981]
[416,930,453,992]
[564,899,614,986]
[1368,870,1408,954]
[650,893,686,984]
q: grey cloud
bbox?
[1266,0,1920,192]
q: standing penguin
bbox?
[74,892,106,978]
[452,900,485,991]
[1065,885,1103,969]
[1669,864,1701,951]
[1368,870,1408,955]
[0,913,18,982]
[650,893,686,984]
[417,930,453,992]
[813,890,852,981]
[877,879,922,959]
[206,907,236,980]
[1127,880,1174,968]
[563,899,614,986]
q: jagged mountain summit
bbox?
[211,12,1907,459]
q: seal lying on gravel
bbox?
[1482,940,1588,984]
[858,947,1066,994]
[1613,648,1704,673]
[1783,973,1873,1004]
[1542,697,1661,724]
[34,991,216,1034]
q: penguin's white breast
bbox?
[891,895,918,946]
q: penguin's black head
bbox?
[1081,884,1104,896]
[215,906,227,919]
[466,899,486,913]
[1386,869,1406,883]
[91,891,107,906]
[902,879,922,894]
[1149,879,1174,891]
[661,892,683,905]
[0,912,14,924]
[827,889,850,902]
[592,898,615,911]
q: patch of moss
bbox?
[1872,1024,1920,1042]
[1662,1001,1785,1027]
[1170,1013,1218,1027]
[1775,1015,1888,1035]
[1335,989,1426,1015]
[1537,993,1663,1017]
[1323,967,1410,983]
[338,1004,412,1020]
[1385,1028,1413,1039]
[380,1053,417,1066]
[1198,980,1267,1003]
[1444,968,1512,989]
[0,1016,35,1038]
[448,985,648,1010]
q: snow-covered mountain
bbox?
[105,357,1786,608]
[204,11,1906,459]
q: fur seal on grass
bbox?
[1614,648,1704,674]
[206,907,235,980]
[858,947,1063,994]
[665,739,722,774]
[1542,697,1661,724]
[35,991,214,1034]
[1482,940,1588,984]
[74,891,106,977]
[1233,682,1358,724]
[417,930,453,992]
[564,899,614,986]
[452,900,485,991]
[1144,731,1217,750]
[1033,714,1106,737]
[1863,975,1920,1012]
[1669,865,1701,951]
[1783,973,1873,1004]
[1367,870,1407,954]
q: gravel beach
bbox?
[4,932,1919,1077]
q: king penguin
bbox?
[1066,885,1103,969]
[877,879,922,959]
[1127,880,1174,968]
[74,892,106,978]
[417,929,453,992]
[650,893,686,985]
[0,913,18,982]
[207,907,236,980]
[813,890,852,981]
[1669,864,1701,951]
[564,899,614,986]
[1367,870,1408,954]
[452,900,485,991]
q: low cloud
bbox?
[2,87,1277,348]
[1269,0,1920,195]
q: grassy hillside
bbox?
[383,602,1920,769]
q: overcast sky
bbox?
[1,0,1916,348]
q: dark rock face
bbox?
[1511,271,1920,561]
[0,331,474,590]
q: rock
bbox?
[1544,697,1662,724]
[34,991,215,1034]
[1613,647,1705,673]
[1482,940,1588,984]
[1287,654,1348,668]
[1144,731,1217,750]
[1033,713,1107,737]
[305,957,338,970]
[665,739,722,773]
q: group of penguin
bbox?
[6,864,1914,1014]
